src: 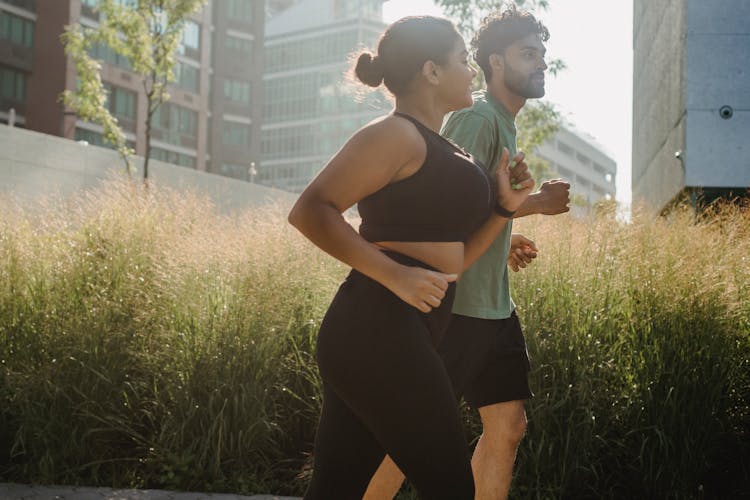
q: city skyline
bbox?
[1,0,631,204]
[255,0,616,204]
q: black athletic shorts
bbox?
[437,310,533,409]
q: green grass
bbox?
[1,181,748,498]
[506,203,750,499]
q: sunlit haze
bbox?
[383,0,633,205]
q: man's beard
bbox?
[504,60,545,98]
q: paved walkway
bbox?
[0,483,301,500]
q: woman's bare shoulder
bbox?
[346,113,426,161]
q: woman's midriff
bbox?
[373,241,464,275]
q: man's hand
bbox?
[495,148,535,213]
[507,233,538,272]
[537,179,570,215]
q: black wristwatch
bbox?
[493,203,516,218]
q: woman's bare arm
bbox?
[288,116,456,312]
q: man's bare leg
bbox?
[472,400,527,500]
[365,400,526,500]
[363,455,405,500]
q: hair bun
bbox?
[354,52,384,87]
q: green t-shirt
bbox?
[441,90,517,319]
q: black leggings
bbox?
[304,252,474,500]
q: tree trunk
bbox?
[144,112,151,185]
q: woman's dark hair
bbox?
[354,16,461,96]
[472,6,549,81]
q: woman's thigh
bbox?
[313,275,474,499]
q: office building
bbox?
[536,124,617,205]
[259,0,389,192]
[632,0,749,209]
[0,0,264,179]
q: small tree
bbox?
[62,26,135,175]
[62,0,207,183]
[437,0,565,182]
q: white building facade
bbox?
[536,125,617,206]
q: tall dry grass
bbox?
[0,181,747,498]
[0,180,341,493]
[504,202,749,499]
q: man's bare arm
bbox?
[513,179,570,218]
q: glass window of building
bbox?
[222,121,250,148]
[0,11,34,48]
[89,41,132,70]
[334,0,382,19]
[104,85,136,119]
[0,66,25,102]
[75,127,104,146]
[80,0,147,18]
[265,29,359,73]
[100,83,136,131]
[182,21,200,50]
[149,146,196,168]
[264,67,386,123]
[113,89,132,118]
[557,166,571,179]
[80,0,98,15]
[74,127,135,150]
[174,61,199,93]
[257,160,320,192]
[262,119,356,161]
[223,79,250,105]
[0,14,8,41]
[178,20,200,58]
[152,103,198,147]
[176,107,197,136]
[225,34,252,60]
[227,0,253,22]
[264,73,321,121]
[557,141,574,157]
[110,0,138,7]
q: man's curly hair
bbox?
[471,6,550,81]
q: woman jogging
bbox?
[288,15,534,499]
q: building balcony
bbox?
[3,0,35,12]
[149,127,197,150]
[217,101,252,117]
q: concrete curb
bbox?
[0,483,301,500]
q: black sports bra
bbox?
[358,112,494,243]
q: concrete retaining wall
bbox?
[0,124,296,212]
